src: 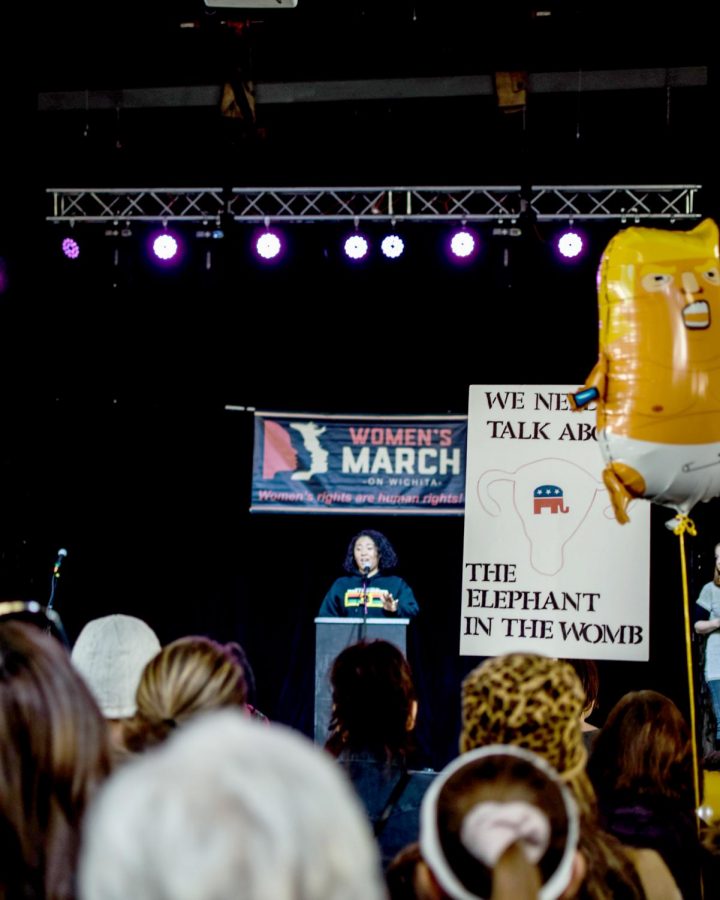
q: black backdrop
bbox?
[1,213,719,769]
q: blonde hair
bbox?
[126,636,247,751]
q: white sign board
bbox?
[461,385,650,660]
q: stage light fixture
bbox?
[146,229,184,267]
[255,230,283,261]
[250,222,286,265]
[448,228,479,262]
[556,228,585,260]
[62,237,80,260]
[380,234,405,259]
[343,234,369,261]
[151,232,180,262]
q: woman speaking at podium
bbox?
[318,529,419,618]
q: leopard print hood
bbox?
[460,653,589,792]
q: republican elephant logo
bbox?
[533,485,569,514]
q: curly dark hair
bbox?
[325,639,416,762]
[342,529,398,574]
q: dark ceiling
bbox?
[23,2,717,188]
[31,2,713,86]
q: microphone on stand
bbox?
[49,548,68,610]
[361,564,372,617]
[53,548,68,577]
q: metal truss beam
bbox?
[46,188,226,223]
[38,67,707,112]
[46,185,702,225]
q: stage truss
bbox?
[46,185,702,225]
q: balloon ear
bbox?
[690,218,719,243]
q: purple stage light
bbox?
[150,232,180,262]
[343,234,369,261]
[62,237,80,260]
[255,231,283,261]
[152,234,178,260]
[380,234,404,259]
[448,229,478,261]
[556,230,585,260]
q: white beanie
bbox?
[72,614,161,718]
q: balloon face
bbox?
[572,219,720,523]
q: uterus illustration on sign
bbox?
[476,458,607,575]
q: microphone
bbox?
[53,548,68,576]
[361,563,371,616]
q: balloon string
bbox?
[674,514,701,818]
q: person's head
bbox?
[78,709,386,900]
[127,635,247,751]
[460,654,594,816]
[419,745,585,900]
[343,529,398,576]
[0,619,112,900]
[564,660,600,722]
[326,638,417,762]
[461,657,648,900]
[71,614,162,719]
[587,689,694,808]
[714,543,720,585]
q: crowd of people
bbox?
[1,528,720,898]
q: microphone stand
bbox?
[48,549,68,611]
[359,568,369,642]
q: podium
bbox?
[313,617,409,744]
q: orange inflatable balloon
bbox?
[570,218,720,524]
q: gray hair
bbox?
[78,709,386,900]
